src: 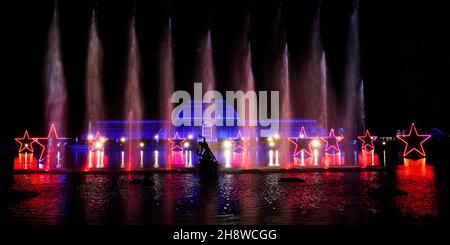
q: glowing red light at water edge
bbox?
[397,123,431,157]
[231,130,249,152]
[168,132,187,151]
[288,126,314,157]
[34,124,69,162]
[321,129,343,153]
[15,130,40,153]
[358,130,377,151]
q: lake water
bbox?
[2,160,447,225]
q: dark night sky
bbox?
[0,0,449,145]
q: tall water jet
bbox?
[124,15,144,169]
[197,29,216,92]
[318,51,328,131]
[278,43,293,166]
[272,4,292,165]
[44,3,67,133]
[298,6,328,133]
[85,9,104,134]
[280,43,292,123]
[159,18,175,139]
[273,3,292,123]
[196,29,217,141]
[43,3,67,167]
[231,14,257,140]
[343,1,364,140]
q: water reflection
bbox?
[4,163,443,225]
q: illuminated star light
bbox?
[34,124,69,163]
[288,126,314,157]
[168,132,187,151]
[88,131,108,152]
[231,130,249,152]
[321,129,344,154]
[397,123,431,158]
[358,130,377,152]
[15,130,40,153]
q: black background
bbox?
[0,0,449,145]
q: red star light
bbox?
[288,127,314,157]
[168,132,187,151]
[88,131,108,152]
[321,129,343,154]
[15,130,39,153]
[34,124,69,162]
[358,130,377,152]
[231,130,249,152]
[397,123,431,158]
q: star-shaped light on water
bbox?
[288,126,314,157]
[88,131,108,152]
[231,130,249,153]
[358,130,377,152]
[397,123,431,158]
[34,124,69,163]
[168,132,187,151]
[321,129,343,154]
[15,130,41,153]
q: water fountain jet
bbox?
[43,3,67,168]
[159,18,175,140]
[124,15,144,169]
[85,9,104,135]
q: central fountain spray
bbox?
[159,18,175,140]
[297,5,328,133]
[124,15,144,169]
[230,13,257,167]
[196,29,217,141]
[43,2,67,168]
[343,1,364,140]
[85,8,104,135]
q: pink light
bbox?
[15,130,39,153]
[397,123,431,158]
[167,132,187,151]
[320,129,343,154]
[288,126,316,158]
[34,123,69,164]
[358,130,377,152]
